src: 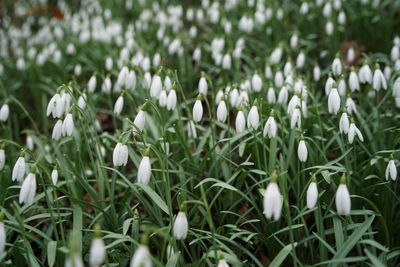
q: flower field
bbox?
[1,0,400,266]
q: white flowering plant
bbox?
[0,0,400,266]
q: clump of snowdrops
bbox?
[1,0,400,266]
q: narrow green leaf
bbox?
[47,241,57,267]
[269,242,298,267]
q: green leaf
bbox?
[329,216,375,267]
[136,183,169,214]
[364,249,386,267]
[47,241,57,267]
[166,252,180,267]
[269,242,298,267]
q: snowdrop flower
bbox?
[164,76,172,92]
[359,63,372,84]
[372,65,387,91]
[298,138,308,162]
[229,88,239,107]
[215,90,224,104]
[384,66,392,81]
[313,65,321,82]
[349,70,360,92]
[173,211,189,240]
[217,259,229,267]
[150,74,162,99]
[326,21,334,36]
[277,86,289,104]
[288,95,300,116]
[270,46,283,64]
[217,100,227,122]
[265,65,273,79]
[167,90,177,110]
[267,87,276,104]
[332,56,342,77]
[0,103,9,121]
[222,54,231,70]
[114,95,124,115]
[26,135,34,151]
[290,34,299,49]
[105,57,113,71]
[113,142,128,167]
[62,113,74,137]
[263,173,282,220]
[339,111,350,134]
[335,175,351,215]
[198,76,208,95]
[348,120,364,144]
[347,47,355,63]
[88,75,97,93]
[385,158,397,181]
[328,87,341,114]
[235,110,246,133]
[338,76,346,96]
[0,149,4,170]
[89,228,106,267]
[126,70,137,91]
[345,97,357,115]
[133,109,146,133]
[193,48,201,62]
[138,155,151,185]
[47,93,63,118]
[296,51,305,69]
[100,77,111,93]
[247,104,259,129]
[192,99,203,122]
[306,177,318,209]
[117,67,129,88]
[130,245,152,267]
[338,11,346,25]
[77,94,87,110]
[0,216,5,255]
[52,120,63,140]
[51,168,58,186]
[65,253,84,267]
[393,77,400,97]
[263,114,277,138]
[251,74,262,92]
[274,71,284,88]
[325,76,335,95]
[159,90,167,107]
[19,171,37,206]
[290,107,301,129]
[12,155,25,182]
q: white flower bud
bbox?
[328,88,341,114]
[222,54,232,70]
[0,104,9,121]
[235,110,246,133]
[102,77,112,93]
[167,90,177,110]
[296,52,305,69]
[335,183,351,215]
[267,88,276,104]
[339,112,350,134]
[159,90,167,107]
[393,77,400,97]
[297,140,308,162]
[325,77,335,95]
[62,113,74,137]
[89,238,106,267]
[51,169,58,185]
[278,86,288,104]
[173,211,188,240]
[164,76,172,92]
[12,156,25,182]
[193,100,203,122]
[217,100,227,122]
[290,107,301,129]
[263,116,277,138]
[263,181,282,220]
[138,156,151,185]
[274,71,284,88]
[345,97,357,115]
[150,75,162,99]
[105,57,113,70]
[218,259,230,267]
[313,65,321,82]
[349,71,360,92]
[77,94,87,110]
[251,74,262,92]
[114,96,124,115]
[359,64,372,84]
[88,76,97,93]
[373,68,387,91]
[338,78,346,96]
[52,120,63,140]
[332,57,342,77]
[126,71,137,91]
[229,89,239,107]
[385,159,397,181]
[348,122,363,144]
[306,182,318,209]
[130,245,152,267]
[113,142,128,167]
[19,172,36,206]
[198,77,208,95]
[26,136,34,151]
[133,110,146,133]
[247,105,259,129]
